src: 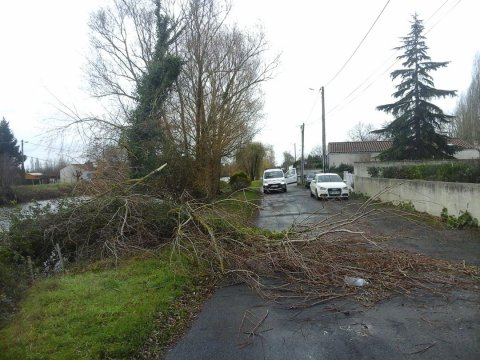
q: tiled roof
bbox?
[328,141,392,153]
[447,138,476,149]
[328,138,475,153]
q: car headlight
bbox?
[319,187,326,190]
[342,187,348,190]
[280,180,285,184]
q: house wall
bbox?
[60,165,94,183]
[328,152,381,168]
[455,149,480,159]
[60,165,76,183]
[355,176,480,221]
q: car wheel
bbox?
[263,189,268,194]
[310,189,314,197]
[284,186,287,192]
[315,190,320,200]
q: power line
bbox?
[425,0,462,35]
[324,0,464,119]
[302,0,391,127]
[324,0,391,88]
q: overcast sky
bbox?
[0,0,478,166]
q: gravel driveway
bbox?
[166,184,480,360]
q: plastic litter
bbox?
[344,276,369,287]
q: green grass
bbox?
[219,180,261,220]
[0,252,195,359]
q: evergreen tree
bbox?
[126,1,182,178]
[0,117,24,167]
[374,14,456,160]
[0,117,25,193]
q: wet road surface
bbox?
[166,184,480,360]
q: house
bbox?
[60,163,95,183]
[327,139,479,168]
[25,172,44,185]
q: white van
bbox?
[284,167,297,185]
[262,168,287,193]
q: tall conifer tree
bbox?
[374,14,456,160]
[0,117,24,167]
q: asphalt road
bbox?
[166,184,480,360]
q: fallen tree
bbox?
[171,195,479,307]
[2,171,478,319]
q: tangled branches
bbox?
[172,196,479,307]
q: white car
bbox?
[310,173,349,200]
[262,168,287,193]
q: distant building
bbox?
[59,163,95,183]
[327,138,479,168]
[24,172,44,185]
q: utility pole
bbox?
[21,139,25,173]
[293,143,296,163]
[321,87,327,172]
[301,124,305,185]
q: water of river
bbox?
[0,198,89,232]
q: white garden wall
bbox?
[355,176,480,220]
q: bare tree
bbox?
[53,0,182,145]
[235,142,266,180]
[165,0,278,197]
[281,151,294,170]
[347,122,384,141]
[261,144,276,170]
[453,54,480,144]
[56,0,276,197]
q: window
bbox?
[317,174,342,183]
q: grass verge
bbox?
[0,251,209,360]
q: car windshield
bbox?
[264,171,283,179]
[317,174,342,183]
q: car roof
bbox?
[264,168,283,172]
[318,173,340,176]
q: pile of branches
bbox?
[172,196,479,307]
[6,165,178,266]
[7,165,477,306]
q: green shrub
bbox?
[441,207,478,229]
[397,201,415,211]
[329,163,353,176]
[367,167,380,177]
[369,162,480,183]
[0,241,29,322]
[229,171,251,191]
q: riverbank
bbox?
[0,182,262,358]
[8,183,74,205]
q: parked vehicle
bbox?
[304,173,315,188]
[309,173,349,200]
[262,169,287,193]
[284,168,297,185]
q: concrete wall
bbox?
[328,152,381,167]
[456,149,480,159]
[355,176,480,220]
